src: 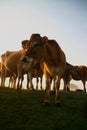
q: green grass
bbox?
[0,87,87,130]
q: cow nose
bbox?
[22,56,27,62]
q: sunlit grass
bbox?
[0,87,87,130]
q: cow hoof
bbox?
[55,102,61,107]
[52,91,55,94]
[44,102,50,106]
[17,87,21,90]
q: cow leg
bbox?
[8,76,12,88]
[63,77,70,91]
[17,79,20,89]
[1,65,6,87]
[1,77,5,87]
[27,73,30,89]
[29,73,34,90]
[13,76,17,89]
[49,76,53,90]
[17,64,23,89]
[44,74,50,105]
[52,78,56,93]
[30,80,34,90]
[36,77,39,90]
[17,76,21,89]
[66,82,70,91]
[55,75,60,106]
[20,76,24,89]
[63,79,66,91]
[40,77,43,90]
[82,81,86,93]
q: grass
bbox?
[0,87,87,130]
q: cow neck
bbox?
[40,43,58,70]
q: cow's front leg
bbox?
[44,75,50,105]
[55,75,60,106]
[17,77,20,89]
[36,77,39,90]
[83,81,86,93]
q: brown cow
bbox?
[76,65,87,93]
[22,33,66,105]
[1,50,26,88]
[1,49,36,89]
[1,52,17,87]
[17,40,43,90]
[62,64,87,93]
[62,62,80,91]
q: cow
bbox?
[22,33,66,105]
[1,49,36,89]
[21,40,43,90]
[0,50,26,88]
[62,62,80,91]
[75,65,87,93]
[17,40,43,90]
[62,64,87,93]
[0,51,17,88]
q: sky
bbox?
[0,0,87,90]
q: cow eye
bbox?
[32,42,39,47]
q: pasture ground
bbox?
[0,87,87,130]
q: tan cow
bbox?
[22,33,66,105]
[1,50,26,88]
[1,52,17,87]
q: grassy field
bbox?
[0,87,87,130]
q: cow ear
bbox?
[42,36,48,44]
[21,40,29,46]
[21,40,29,49]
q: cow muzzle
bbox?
[21,56,33,63]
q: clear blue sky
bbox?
[0,0,87,65]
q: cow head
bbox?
[22,33,48,64]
